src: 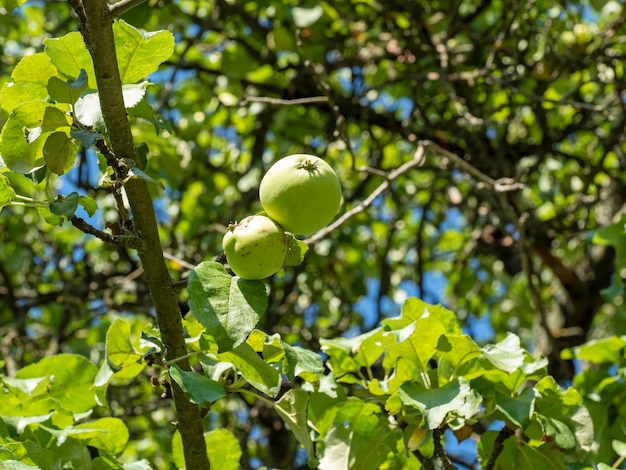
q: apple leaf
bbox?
[283,235,309,266]
[0,101,70,174]
[187,261,267,351]
[43,132,76,175]
[49,192,80,219]
[74,83,149,129]
[218,342,281,397]
[44,32,97,89]
[47,69,88,104]
[0,53,59,112]
[274,390,314,461]
[398,377,475,429]
[114,20,175,84]
[105,318,145,379]
[0,174,16,211]
[169,364,226,407]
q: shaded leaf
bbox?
[169,363,226,407]
[43,132,76,175]
[49,192,79,219]
[187,261,267,351]
[274,390,314,461]
[47,69,88,105]
[219,342,281,397]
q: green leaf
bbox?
[105,318,145,379]
[169,363,226,407]
[114,20,175,84]
[21,441,62,470]
[497,437,566,470]
[219,342,281,397]
[292,6,324,27]
[47,69,88,104]
[128,100,172,134]
[43,132,76,175]
[14,354,98,414]
[0,53,59,112]
[273,390,314,461]
[38,205,64,226]
[44,32,97,89]
[398,377,476,429]
[283,235,309,266]
[123,168,164,190]
[481,332,526,373]
[495,386,536,428]
[64,418,129,455]
[613,440,626,457]
[317,399,397,470]
[564,336,626,364]
[74,83,149,129]
[70,129,102,148]
[49,192,79,219]
[173,429,242,470]
[0,101,70,174]
[0,174,16,211]
[79,195,98,217]
[205,429,242,470]
[187,261,267,351]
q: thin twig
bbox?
[433,428,457,470]
[305,145,426,245]
[418,140,524,192]
[71,215,142,249]
[484,426,514,470]
[109,0,146,18]
[240,95,329,106]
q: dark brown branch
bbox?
[70,216,141,249]
[484,426,515,470]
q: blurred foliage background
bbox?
[2,0,626,467]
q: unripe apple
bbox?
[222,215,289,280]
[259,154,342,235]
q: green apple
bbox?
[222,215,289,280]
[259,154,342,235]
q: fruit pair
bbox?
[222,154,342,280]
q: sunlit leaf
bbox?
[398,377,476,429]
[44,32,97,89]
[0,174,16,210]
[74,83,149,129]
[0,53,58,112]
[15,354,98,414]
[114,20,175,84]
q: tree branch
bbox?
[484,426,514,470]
[70,216,141,248]
[78,2,210,468]
[109,0,146,18]
[305,145,426,245]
